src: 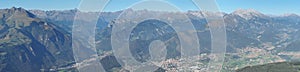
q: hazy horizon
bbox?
[1,0,300,15]
[2,7,300,16]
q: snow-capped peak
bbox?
[282,13,300,17]
[232,9,265,19]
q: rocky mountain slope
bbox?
[0,7,74,72]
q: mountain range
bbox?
[0,7,300,71]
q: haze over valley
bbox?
[1,7,300,72]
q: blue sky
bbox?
[0,0,299,15]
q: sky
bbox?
[0,0,300,15]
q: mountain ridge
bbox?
[24,8,300,17]
[0,7,74,72]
